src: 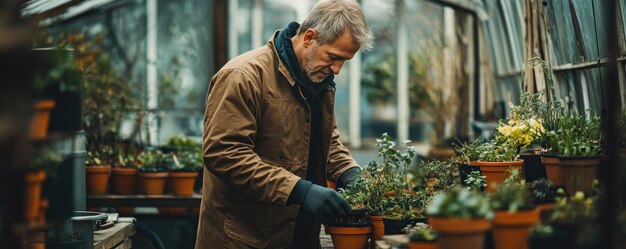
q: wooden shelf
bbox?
[87,193,201,208]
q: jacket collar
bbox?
[269,22,335,93]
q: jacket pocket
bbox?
[258,156,306,178]
[224,215,268,248]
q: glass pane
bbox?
[406,1,444,143]
[157,0,212,141]
[361,0,397,142]
[592,0,609,58]
[546,0,581,64]
[571,0,599,60]
[263,0,299,41]
[621,0,626,54]
[237,0,252,54]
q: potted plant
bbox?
[327,178,372,249]
[549,114,602,194]
[25,146,62,224]
[84,146,113,195]
[382,190,427,235]
[32,46,83,133]
[528,191,596,249]
[455,139,522,192]
[500,93,548,183]
[530,179,556,213]
[137,150,170,195]
[360,133,416,238]
[164,135,204,191]
[489,170,539,249]
[168,151,202,196]
[426,187,492,249]
[362,55,396,122]
[538,100,566,187]
[110,149,138,195]
[404,222,437,249]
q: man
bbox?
[196,0,373,247]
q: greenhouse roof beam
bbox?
[423,0,488,21]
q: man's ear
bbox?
[303,29,317,48]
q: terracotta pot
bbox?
[474,160,523,192]
[325,225,372,249]
[139,172,169,195]
[541,155,563,186]
[408,241,438,249]
[29,99,55,139]
[384,191,396,197]
[492,210,540,249]
[110,167,138,195]
[24,170,46,223]
[367,215,384,240]
[169,171,198,196]
[535,203,555,223]
[559,156,599,195]
[28,242,45,249]
[85,165,111,194]
[428,217,491,249]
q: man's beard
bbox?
[304,45,332,83]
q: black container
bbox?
[383,218,426,235]
[520,153,547,183]
[458,163,481,185]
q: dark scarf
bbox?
[274,22,334,96]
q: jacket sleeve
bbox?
[326,119,360,183]
[202,68,300,205]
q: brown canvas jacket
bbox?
[195,32,358,248]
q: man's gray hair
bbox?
[299,0,374,52]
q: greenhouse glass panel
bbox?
[157,0,212,142]
[621,0,626,53]
[592,0,609,58]
[237,0,252,55]
[580,68,604,114]
[406,0,444,142]
[361,0,397,142]
[571,0,599,60]
[545,0,580,64]
[263,0,299,42]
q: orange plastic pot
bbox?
[169,171,198,196]
[474,160,523,192]
[367,215,384,240]
[559,156,599,195]
[111,167,138,195]
[85,165,111,194]
[24,170,46,223]
[29,99,55,139]
[408,241,438,249]
[327,179,337,190]
[492,210,540,249]
[541,155,563,186]
[428,217,491,249]
[325,225,372,249]
[139,172,169,195]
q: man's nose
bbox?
[329,60,344,75]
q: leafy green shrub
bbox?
[426,187,492,219]
[489,170,533,212]
[404,222,437,242]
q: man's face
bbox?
[303,29,360,83]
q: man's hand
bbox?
[301,184,351,222]
[337,167,362,189]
